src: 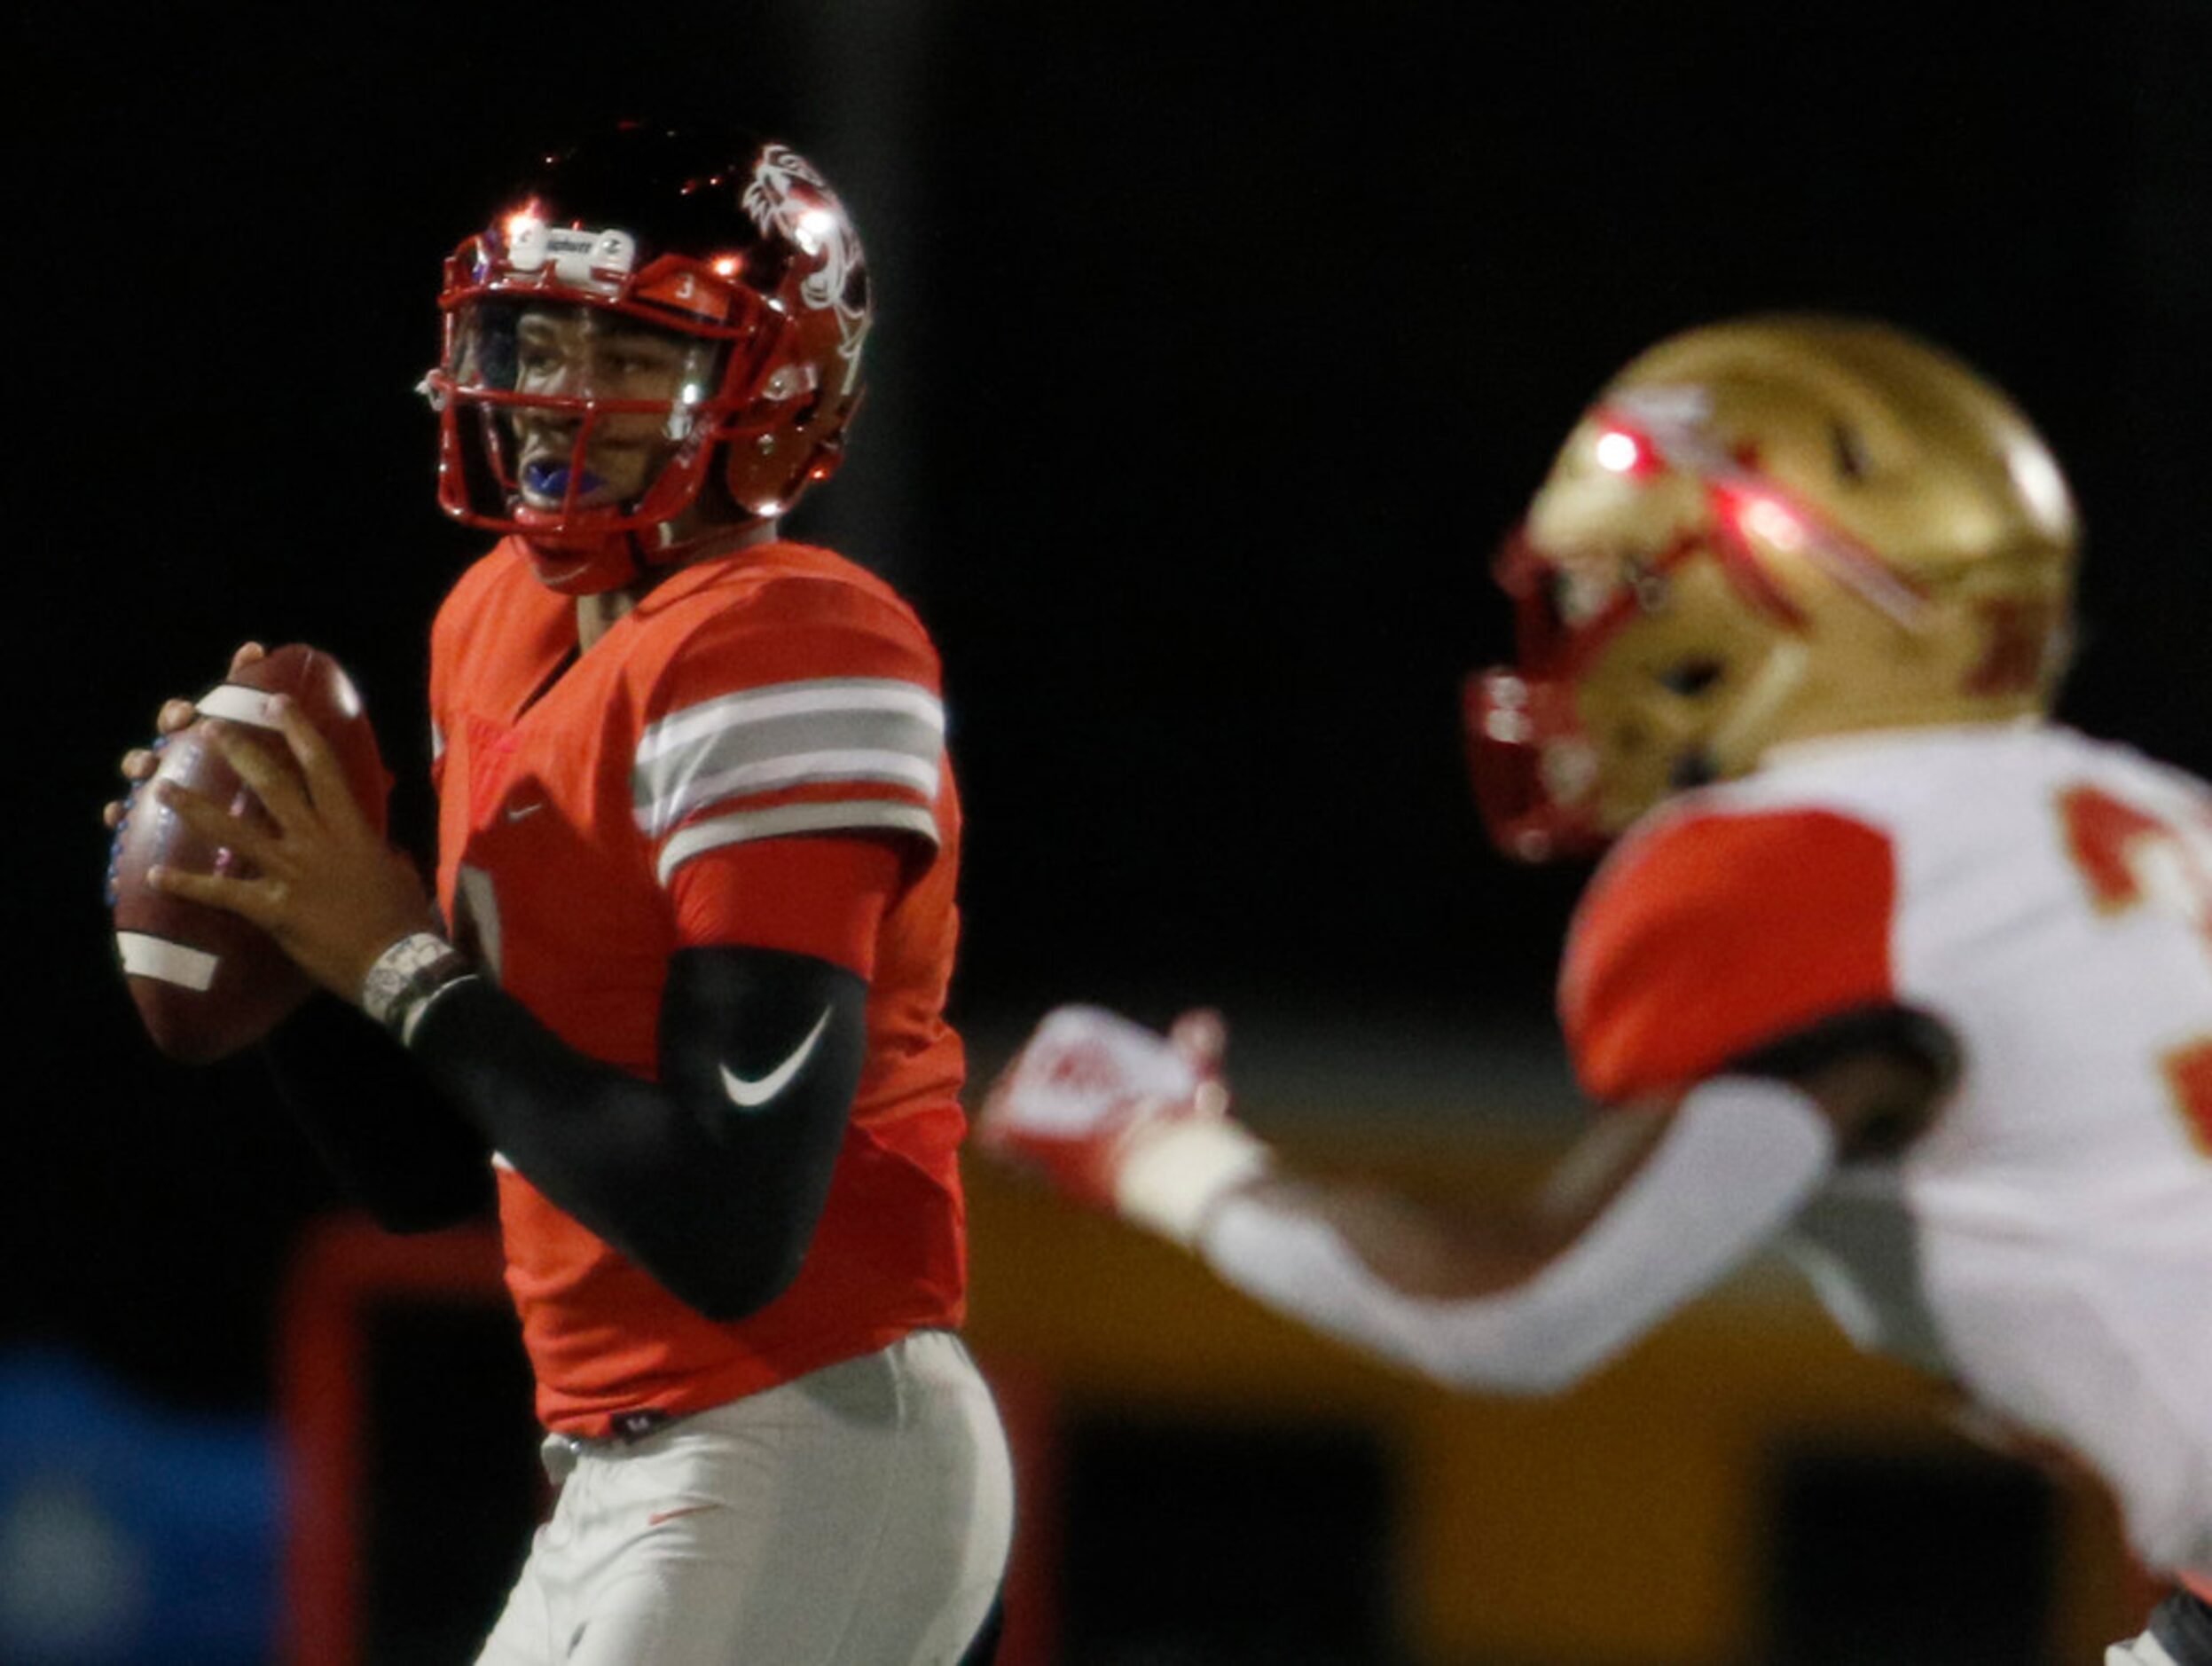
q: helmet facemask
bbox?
[1465,515,1814,861]
[443,298,732,518]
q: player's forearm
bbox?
[1194,1077,1837,1394]
[404,954,862,1321]
[1228,1178,1566,1302]
[260,993,491,1232]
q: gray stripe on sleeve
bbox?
[633,681,946,837]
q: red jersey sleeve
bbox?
[632,575,949,891]
[666,835,902,978]
[1560,805,1899,1103]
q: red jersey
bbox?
[427,537,968,1436]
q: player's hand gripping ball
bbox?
[106,645,392,1063]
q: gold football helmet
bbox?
[1466,315,2079,860]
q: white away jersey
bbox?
[1561,722,2212,1576]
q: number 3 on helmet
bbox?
[1467,316,2080,861]
[419,122,872,594]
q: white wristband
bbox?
[1113,1117,1275,1248]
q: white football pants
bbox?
[474,1330,1012,1665]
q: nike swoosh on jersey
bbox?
[719,1006,833,1110]
[505,800,547,821]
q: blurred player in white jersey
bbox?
[978,317,2212,1664]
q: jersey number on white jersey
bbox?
[2059,783,2212,1155]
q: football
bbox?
[107,645,391,1064]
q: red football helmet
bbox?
[420,122,872,593]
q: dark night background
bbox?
[7,1,2209,1656]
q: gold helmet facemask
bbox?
[1466,316,2079,861]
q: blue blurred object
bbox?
[0,1348,277,1665]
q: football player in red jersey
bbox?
[110,124,1010,1663]
[978,318,2212,1664]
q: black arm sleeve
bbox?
[404,945,867,1322]
[260,993,493,1232]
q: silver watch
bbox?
[361,931,469,1034]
